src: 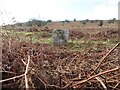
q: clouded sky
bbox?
[0,0,119,25]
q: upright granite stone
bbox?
[52,29,69,46]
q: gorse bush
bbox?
[98,20,103,27]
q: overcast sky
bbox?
[0,0,119,25]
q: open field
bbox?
[1,20,120,90]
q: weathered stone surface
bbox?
[52,29,69,46]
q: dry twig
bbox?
[24,55,30,89]
[95,77,107,90]
[73,67,119,88]
[0,74,25,83]
[90,42,120,76]
[112,81,120,90]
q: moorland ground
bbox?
[1,20,120,89]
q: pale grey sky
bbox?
[0,0,119,25]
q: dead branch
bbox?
[24,55,30,89]
[73,67,119,88]
[112,81,120,90]
[21,59,27,65]
[95,77,107,90]
[0,74,25,83]
[90,42,120,76]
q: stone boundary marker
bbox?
[52,29,69,46]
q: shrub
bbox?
[64,19,70,23]
[73,18,76,22]
[81,21,86,26]
[47,20,52,22]
[108,18,116,24]
[98,20,103,27]
[26,19,47,26]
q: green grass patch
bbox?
[1,29,118,52]
[67,39,118,51]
